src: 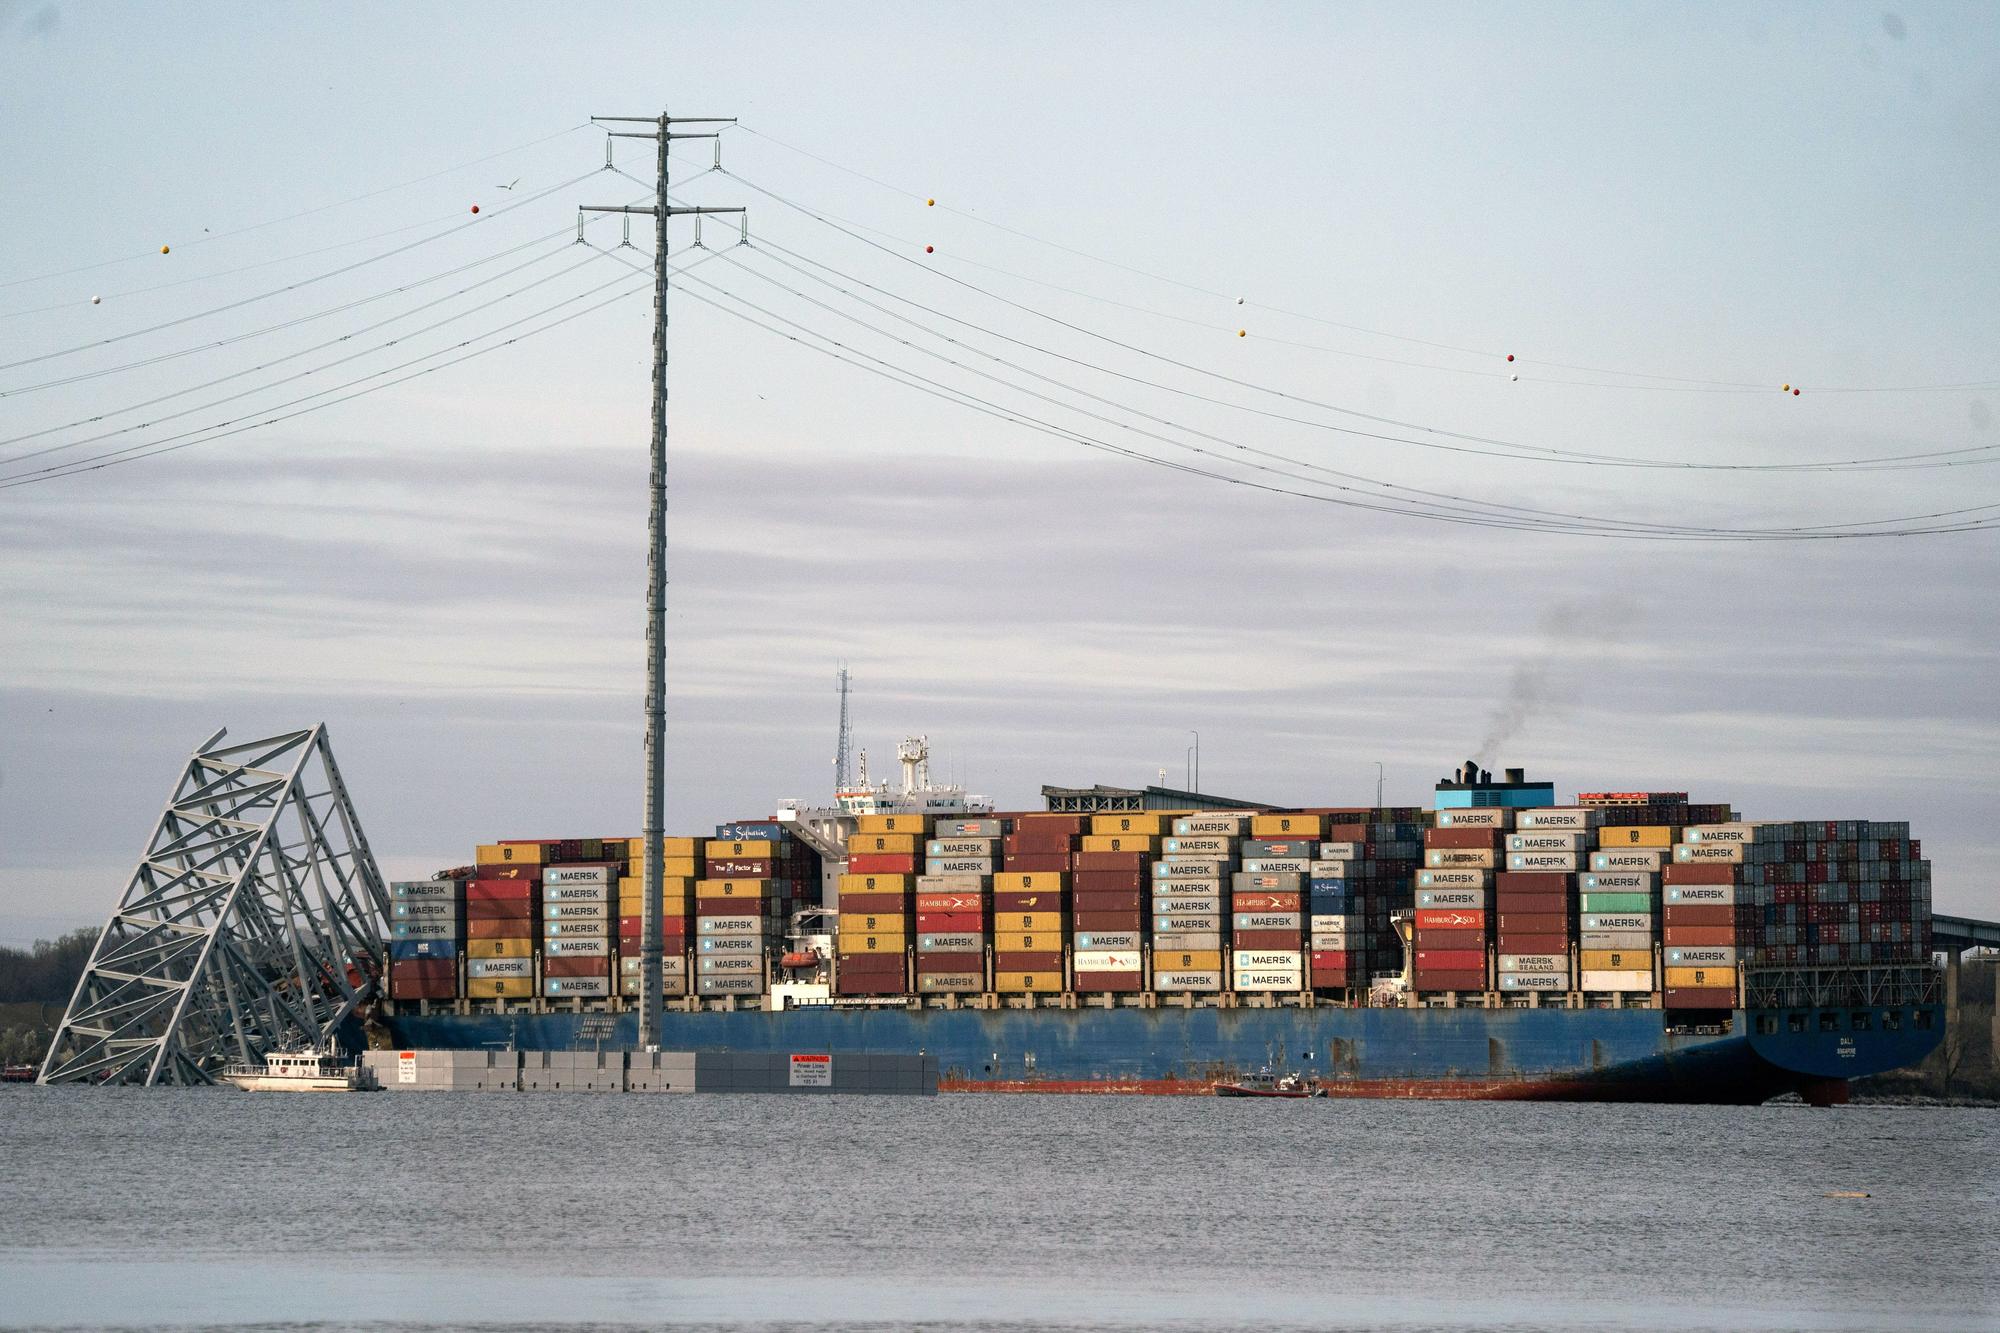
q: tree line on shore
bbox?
[0,930,94,1065]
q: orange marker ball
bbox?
[1238,329,1246,337]
[160,245,170,254]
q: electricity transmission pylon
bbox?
[39,726,390,1086]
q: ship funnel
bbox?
[1505,766,1525,784]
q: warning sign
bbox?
[397,1052,416,1084]
[788,1053,831,1087]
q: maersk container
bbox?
[544,938,610,957]
[392,901,458,920]
[1154,892,1223,912]
[1516,809,1603,830]
[1417,889,1487,909]
[1666,946,1738,967]
[1507,851,1580,872]
[1152,969,1223,991]
[544,865,615,887]
[1233,950,1303,970]
[1681,823,1763,844]
[543,902,610,921]
[1233,912,1302,931]
[543,883,611,903]
[697,915,766,936]
[698,955,761,974]
[392,921,457,940]
[926,857,993,875]
[390,881,457,900]
[697,935,760,954]
[1507,832,1589,853]
[696,975,764,995]
[1419,869,1491,888]
[1240,858,1310,874]
[1077,931,1141,951]
[1666,884,1740,905]
[546,977,612,997]
[1426,848,1498,869]
[1498,972,1567,991]
[1163,836,1232,855]
[926,838,997,858]
[1434,808,1512,830]
[1153,861,1225,881]
[1675,843,1746,864]
[1498,954,1567,972]
[617,956,687,976]
[919,932,982,952]
[917,973,983,992]
[1581,873,1655,892]
[468,957,533,979]
[1590,849,1669,872]
[1173,815,1247,836]
[1582,914,1651,932]
[1234,967,1305,991]
[1580,969,1654,991]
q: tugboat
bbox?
[1212,1069,1324,1098]
[220,1047,378,1092]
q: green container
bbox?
[1579,891,1653,913]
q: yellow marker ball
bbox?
[1237,329,1246,337]
[1782,383,1790,392]
[160,245,170,254]
[926,198,935,207]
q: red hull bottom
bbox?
[938,1075,1678,1100]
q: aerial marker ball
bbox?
[1505,353,1514,362]
[160,245,170,254]
[926,198,935,206]
[925,245,934,253]
[1237,297,1244,305]
[91,295,101,305]
[1238,329,1246,337]
[470,204,480,215]
[1782,383,1791,392]
[1511,373,1519,382]
[1793,388,1801,396]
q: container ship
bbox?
[374,753,1942,1104]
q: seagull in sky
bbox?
[496,179,519,191]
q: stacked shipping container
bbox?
[617,836,698,1000]
[1234,812,1318,993]
[1417,819,1496,992]
[388,877,462,1000]
[997,813,1078,993]
[838,815,923,996]
[467,845,540,999]
[1155,811,1243,993]
[918,816,998,993]
[1074,812,1156,993]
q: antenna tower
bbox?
[834,664,854,790]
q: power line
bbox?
[0,169,599,376]
[0,121,596,293]
[728,123,2000,396]
[0,246,719,490]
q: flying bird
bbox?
[496,179,519,191]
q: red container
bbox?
[1310,949,1355,968]
[618,914,688,936]
[390,958,455,983]
[1235,928,1302,949]
[915,912,984,933]
[1491,891,1567,913]
[1496,912,1568,934]
[993,951,1063,971]
[468,877,536,900]
[545,955,609,978]
[1425,827,1499,849]
[705,858,772,877]
[1073,890,1143,913]
[1074,970,1143,992]
[1663,863,1737,885]
[1013,815,1085,836]
[1415,908,1486,930]
[1413,969,1487,991]
[1309,968,1350,989]
[467,918,536,940]
[1496,933,1571,955]
[840,891,905,913]
[1495,871,1571,892]
[1002,853,1073,873]
[993,890,1066,912]
[915,891,983,912]
[466,899,534,921]
[1415,948,1485,970]
[1074,911,1143,931]
[396,978,457,1000]
[1413,928,1485,949]
[1664,987,1736,1008]
[1232,892,1301,912]
[1663,904,1733,926]
[837,977,906,996]
[471,864,543,885]
[1072,870,1145,893]
[837,954,905,977]
[697,897,768,917]
[1074,851,1147,872]
[915,951,984,972]
[1005,832,1079,855]
[1663,925,1736,946]
[847,853,917,874]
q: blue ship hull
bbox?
[378,999,1942,1103]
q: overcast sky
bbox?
[2,3,1995,944]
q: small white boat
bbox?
[221,1047,378,1093]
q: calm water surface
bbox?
[0,1088,1994,1331]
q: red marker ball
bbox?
[1506,353,1515,362]
[470,204,480,215]
[1793,388,1800,396]
[925,245,934,254]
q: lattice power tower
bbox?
[40,727,390,1086]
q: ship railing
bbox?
[1742,962,1942,1011]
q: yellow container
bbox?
[466,977,534,999]
[837,934,906,955]
[992,970,1064,993]
[992,931,1062,953]
[838,913,909,936]
[993,911,1061,933]
[1089,813,1164,836]
[838,873,912,895]
[1153,950,1222,971]
[849,832,917,855]
[620,837,704,860]
[618,876,693,906]
[708,839,776,860]
[993,872,1065,892]
[1597,825,1672,848]
[1081,834,1157,853]
[464,938,532,959]
[856,814,929,834]
[621,857,697,879]
[696,877,771,899]
[476,842,544,866]
[1580,949,1653,971]
[1665,965,1737,989]
[1250,813,1325,838]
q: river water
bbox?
[0,1088,1993,1331]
